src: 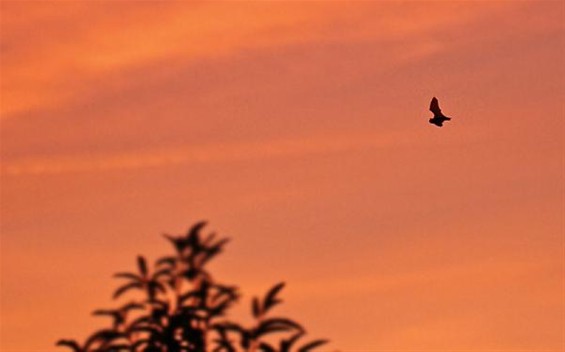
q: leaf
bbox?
[120,302,145,312]
[55,340,81,352]
[147,281,165,301]
[113,282,143,299]
[130,338,153,350]
[258,342,277,352]
[186,221,207,253]
[146,297,169,311]
[298,339,329,352]
[212,284,239,305]
[212,322,246,336]
[209,297,233,317]
[104,344,131,352]
[202,232,217,246]
[152,268,172,279]
[212,339,237,352]
[113,272,141,281]
[155,256,176,267]
[252,297,261,318]
[126,316,157,335]
[179,289,200,305]
[254,317,303,338]
[199,248,222,267]
[280,331,305,352]
[127,315,153,328]
[163,234,186,253]
[92,309,116,317]
[137,256,148,277]
[263,282,285,313]
[211,237,230,249]
[127,325,161,336]
[182,267,200,281]
[84,329,123,350]
[240,331,252,349]
[188,221,208,237]
[200,238,230,267]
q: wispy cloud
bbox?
[1,131,413,176]
[290,257,555,298]
[1,1,518,119]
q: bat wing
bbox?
[429,97,442,115]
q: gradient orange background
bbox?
[1,1,563,351]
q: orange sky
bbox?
[1,1,563,351]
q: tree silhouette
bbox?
[57,221,328,352]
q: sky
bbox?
[1,1,563,351]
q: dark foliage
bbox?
[57,221,328,352]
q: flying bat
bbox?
[428,97,452,127]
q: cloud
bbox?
[1,1,521,119]
[288,257,561,349]
[1,131,413,176]
[290,255,555,298]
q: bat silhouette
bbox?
[428,97,452,127]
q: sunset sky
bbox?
[1,1,563,351]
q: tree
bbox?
[57,221,328,352]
